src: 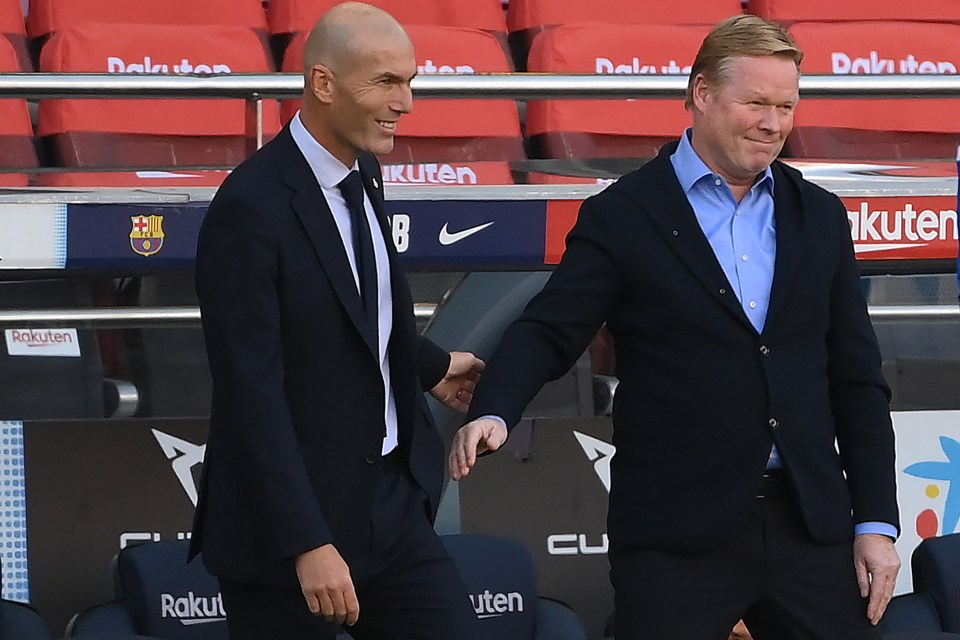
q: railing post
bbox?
[245,92,265,157]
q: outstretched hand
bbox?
[448,417,508,480]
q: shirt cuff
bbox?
[478,415,508,428]
[855,521,898,539]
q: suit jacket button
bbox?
[364,454,376,465]
[759,344,770,356]
[768,418,779,428]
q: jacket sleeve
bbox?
[417,335,451,391]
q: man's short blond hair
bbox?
[685,15,803,109]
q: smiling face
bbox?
[309,32,416,167]
[690,55,799,194]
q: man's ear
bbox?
[691,73,711,112]
[309,64,334,105]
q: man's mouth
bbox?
[377,120,397,132]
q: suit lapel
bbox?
[277,128,378,360]
[631,146,754,332]
[765,162,806,328]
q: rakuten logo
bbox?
[418,60,475,74]
[831,51,957,74]
[107,57,232,74]
[4,329,81,357]
[160,591,226,626]
[383,163,478,185]
[847,201,958,254]
[596,58,690,74]
[469,590,524,619]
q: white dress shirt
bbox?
[290,112,399,455]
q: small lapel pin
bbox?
[372,178,379,189]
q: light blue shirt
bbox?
[670,129,896,539]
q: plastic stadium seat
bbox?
[67,540,228,639]
[0,0,30,70]
[507,0,740,68]
[283,25,524,164]
[38,171,230,188]
[0,36,36,186]
[784,22,960,160]
[268,0,509,64]
[26,0,268,41]
[747,0,960,23]
[526,24,709,159]
[441,534,588,640]
[38,23,280,169]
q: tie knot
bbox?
[338,170,365,211]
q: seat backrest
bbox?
[37,22,280,168]
[115,540,228,639]
[508,0,741,34]
[282,25,523,163]
[268,0,507,38]
[27,0,268,40]
[0,0,29,70]
[748,0,960,23]
[441,534,539,639]
[912,533,960,632]
[785,22,960,160]
[0,599,53,640]
[526,23,708,158]
[0,34,36,185]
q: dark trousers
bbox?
[611,488,881,640]
[219,454,480,640]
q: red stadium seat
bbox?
[27,0,268,40]
[268,0,507,37]
[282,25,524,164]
[37,170,230,188]
[38,23,281,169]
[526,23,709,159]
[785,22,960,160]
[507,0,740,68]
[0,0,29,70]
[748,0,960,23]
[0,34,37,186]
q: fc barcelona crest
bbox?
[130,214,165,257]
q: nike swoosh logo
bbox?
[438,221,495,246]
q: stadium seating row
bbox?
[1,0,959,186]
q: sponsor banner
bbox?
[893,410,960,593]
[0,204,66,269]
[66,203,206,268]
[383,162,514,186]
[545,196,960,264]
[842,196,958,260]
[0,421,27,603]
[23,418,208,632]
[386,199,547,268]
[4,329,81,358]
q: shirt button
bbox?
[719,288,727,295]
[769,418,779,428]
[741,254,749,262]
[749,300,758,309]
[759,344,770,356]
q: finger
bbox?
[302,589,322,615]
[473,358,486,372]
[459,426,482,476]
[854,557,870,599]
[328,587,348,625]
[486,423,507,451]
[316,589,336,620]
[871,573,896,625]
[344,582,360,626]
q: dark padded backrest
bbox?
[0,599,53,639]
[115,540,227,639]
[442,534,538,639]
[913,534,960,632]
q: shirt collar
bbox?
[671,128,774,196]
[290,111,359,191]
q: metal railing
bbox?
[0,73,957,327]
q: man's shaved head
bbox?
[303,2,411,76]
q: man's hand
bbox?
[430,351,485,413]
[448,417,508,480]
[295,544,359,626]
[854,533,901,626]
